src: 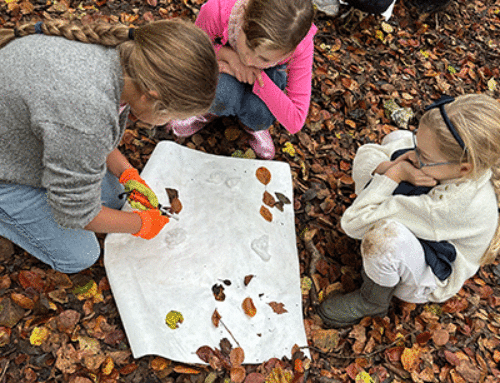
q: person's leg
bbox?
[0,171,126,273]
[318,219,436,327]
[239,65,287,159]
[168,73,245,137]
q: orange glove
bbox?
[120,168,159,211]
[132,210,170,240]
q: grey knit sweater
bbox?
[0,35,127,229]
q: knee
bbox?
[361,219,407,260]
[51,238,101,274]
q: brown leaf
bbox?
[212,309,221,327]
[0,298,25,328]
[244,372,266,383]
[225,127,241,141]
[242,297,256,317]
[244,275,254,286]
[165,188,178,202]
[56,310,81,333]
[275,192,291,205]
[263,191,276,207]
[212,284,226,301]
[260,206,273,222]
[196,346,216,364]
[267,302,288,314]
[18,270,45,293]
[256,167,271,185]
[230,347,245,366]
[146,0,157,6]
[456,361,481,383]
[432,328,450,347]
[312,329,339,352]
[170,197,183,214]
[173,365,201,374]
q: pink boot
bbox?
[168,114,216,137]
[245,128,275,160]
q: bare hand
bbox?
[218,47,264,86]
[385,160,437,187]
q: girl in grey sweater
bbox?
[0,19,217,273]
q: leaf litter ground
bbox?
[0,0,500,382]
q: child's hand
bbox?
[218,47,264,86]
[119,168,159,210]
[385,161,437,187]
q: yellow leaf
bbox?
[300,277,312,295]
[355,371,376,383]
[401,346,421,372]
[30,326,50,346]
[165,310,184,329]
[266,367,292,383]
[282,142,296,157]
[375,30,384,41]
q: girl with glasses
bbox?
[318,94,500,328]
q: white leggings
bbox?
[361,219,437,303]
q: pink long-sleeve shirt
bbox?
[195,0,317,134]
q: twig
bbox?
[0,360,10,383]
[219,319,241,349]
[304,229,321,306]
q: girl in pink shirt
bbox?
[168,0,317,159]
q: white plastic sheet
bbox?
[104,142,309,364]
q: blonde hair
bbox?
[242,0,314,53]
[420,94,500,265]
[0,19,218,119]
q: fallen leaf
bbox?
[230,347,245,366]
[263,191,276,207]
[312,329,339,352]
[268,302,288,314]
[432,328,450,346]
[260,206,273,222]
[242,297,256,317]
[30,326,50,346]
[170,197,182,214]
[230,366,246,383]
[212,309,221,327]
[225,127,241,141]
[0,298,25,328]
[244,275,254,286]
[196,346,216,364]
[401,346,421,372]
[18,270,44,293]
[165,188,178,202]
[275,192,291,205]
[173,365,201,374]
[10,293,34,310]
[165,310,183,329]
[212,284,226,301]
[256,167,271,185]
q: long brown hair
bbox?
[0,19,218,119]
[242,0,314,53]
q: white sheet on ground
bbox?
[104,141,309,364]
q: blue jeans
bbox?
[209,64,287,131]
[0,171,125,273]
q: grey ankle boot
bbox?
[317,271,396,328]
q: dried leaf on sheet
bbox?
[244,275,255,286]
[165,188,178,202]
[165,310,183,329]
[230,347,245,366]
[263,191,276,207]
[268,302,288,314]
[260,206,273,222]
[242,297,257,317]
[212,284,226,301]
[275,192,291,205]
[170,197,183,214]
[212,309,221,327]
[256,167,271,185]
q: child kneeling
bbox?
[318,94,500,327]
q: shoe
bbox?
[244,128,275,160]
[168,114,216,138]
[317,270,396,328]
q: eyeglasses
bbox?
[411,130,457,169]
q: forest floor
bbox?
[0,0,500,382]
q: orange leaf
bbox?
[244,275,254,286]
[230,347,245,367]
[151,357,170,371]
[242,297,257,317]
[173,365,201,374]
[10,293,34,310]
[401,346,421,372]
[230,366,246,383]
[256,167,271,185]
[432,329,450,347]
[101,356,114,375]
[260,206,273,222]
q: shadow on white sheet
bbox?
[104,142,309,364]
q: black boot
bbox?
[317,271,396,328]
